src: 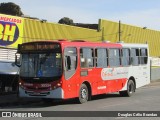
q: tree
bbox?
[0,2,23,16]
[58,17,74,25]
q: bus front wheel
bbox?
[78,84,89,104]
[120,80,135,97]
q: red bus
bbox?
[15,40,150,103]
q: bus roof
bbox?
[53,39,122,48]
[21,39,148,49]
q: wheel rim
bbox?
[81,88,87,99]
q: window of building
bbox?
[95,48,108,68]
[80,48,94,68]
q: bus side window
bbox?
[95,48,108,68]
[121,48,130,66]
[140,48,148,64]
[109,48,120,67]
[80,48,94,68]
[131,48,140,66]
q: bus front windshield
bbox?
[20,53,62,78]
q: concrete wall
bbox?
[151,68,160,81]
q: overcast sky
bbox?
[1,0,160,30]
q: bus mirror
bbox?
[15,53,21,67]
[18,44,21,52]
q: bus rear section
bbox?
[118,43,150,96]
[16,40,150,103]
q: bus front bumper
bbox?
[19,87,64,99]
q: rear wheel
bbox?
[78,84,89,104]
[120,80,135,97]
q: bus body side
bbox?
[61,42,126,99]
[62,42,150,99]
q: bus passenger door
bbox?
[80,48,98,95]
[64,47,79,98]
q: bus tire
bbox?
[119,80,135,97]
[78,84,89,104]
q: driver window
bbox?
[64,47,77,80]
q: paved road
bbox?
[0,81,160,120]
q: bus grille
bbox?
[25,91,50,96]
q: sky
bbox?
[1,0,160,31]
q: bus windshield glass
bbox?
[20,53,62,78]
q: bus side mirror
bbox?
[15,53,21,67]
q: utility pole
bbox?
[118,20,121,42]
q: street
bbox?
[0,81,160,120]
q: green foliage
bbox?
[58,17,74,25]
[0,2,23,16]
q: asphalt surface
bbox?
[0,80,160,120]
